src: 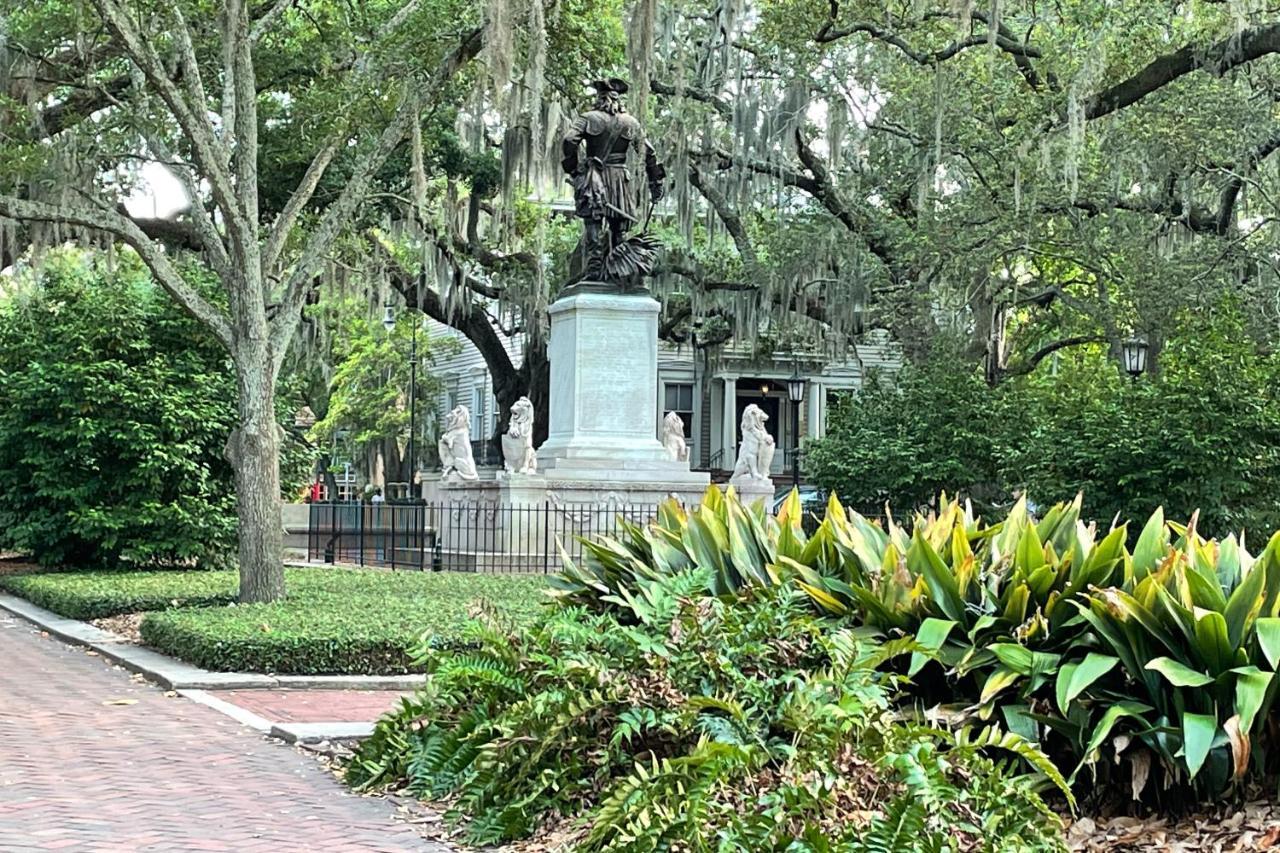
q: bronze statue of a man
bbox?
[561,78,665,284]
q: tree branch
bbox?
[1003,335,1109,377]
[249,0,298,43]
[1088,23,1280,120]
[268,25,486,374]
[261,133,345,275]
[90,0,249,246]
[0,196,234,349]
[688,165,758,269]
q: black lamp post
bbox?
[383,303,420,497]
[1121,336,1149,381]
[786,367,807,489]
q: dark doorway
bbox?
[736,390,780,447]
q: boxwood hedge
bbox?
[0,570,237,619]
[0,568,547,674]
[141,571,547,674]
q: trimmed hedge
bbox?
[0,570,237,619]
[0,568,546,674]
[139,570,546,674]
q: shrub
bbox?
[138,570,547,674]
[0,252,237,568]
[804,356,1002,513]
[0,570,237,619]
[0,568,546,674]
[551,487,1280,804]
[350,576,1068,850]
[806,312,1280,536]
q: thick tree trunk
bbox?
[229,363,285,603]
[491,339,550,448]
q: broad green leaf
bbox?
[1182,712,1217,779]
[1056,662,1079,714]
[981,666,1020,704]
[1072,701,1153,782]
[1002,704,1039,742]
[795,580,848,616]
[1132,508,1167,580]
[907,530,965,623]
[909,618,957,677]
[1146,657,1214,687]
[990,643,1034,675]
[1063,653,1119,707]
[1193,608,1235,674]
[1224,556,1265,649]
[1256,617,1280,670]
[1016,522,1045,574]
[1231,666,1273,732]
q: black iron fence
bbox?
[307,500,662,573]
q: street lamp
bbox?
[786,366,807,489]
[383,303,421,497]
[1121,336,1149,380]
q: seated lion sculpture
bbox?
[730,403,775,484]
[661,411,689,462]
[501,396,538,475]
[438,405,479,482]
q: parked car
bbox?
[772,486,829,517]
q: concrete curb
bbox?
[179,689,275,732]
[0,593,427,692]
[270,721,377,744]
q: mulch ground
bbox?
[1065,804,1280,851]
[91,611,144,642]
[0,554,44,576]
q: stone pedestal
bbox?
[728,478,775,509]
[536,289,709,505]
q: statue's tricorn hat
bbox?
[590,77,629,94]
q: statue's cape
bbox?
[580,110,641,140]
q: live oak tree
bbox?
[367,0,1280,442]
[4,0,1278,600]
[642,0,1280,379]
[0,0,492,600]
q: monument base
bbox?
[727,477,775,509]
[536,287,710,504]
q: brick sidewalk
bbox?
[210,689,412,724]
[0,613,441,852]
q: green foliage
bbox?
[0,252,237,568]
[0,567,544,674]
[550,484,1280,804]
[804,356,1003,513]
[1069,526,1280,795]
[1001,318,1280,536]
[808,313,1280,536]
[304,294,454,476]
[138,570,546,674]
[0,569,238,620]
[350,578,1067,850]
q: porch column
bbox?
[807,381,824,438]
[720,375,737,469]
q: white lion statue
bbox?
[661,411,689,462]
[730,404,775,484]
[438,406,478,482]
[501,396,538,475]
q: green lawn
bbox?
[0,568,548,675]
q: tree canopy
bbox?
[1,0,1278,592]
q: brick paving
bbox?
[0,613,442,851]
[210,689,413,724]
